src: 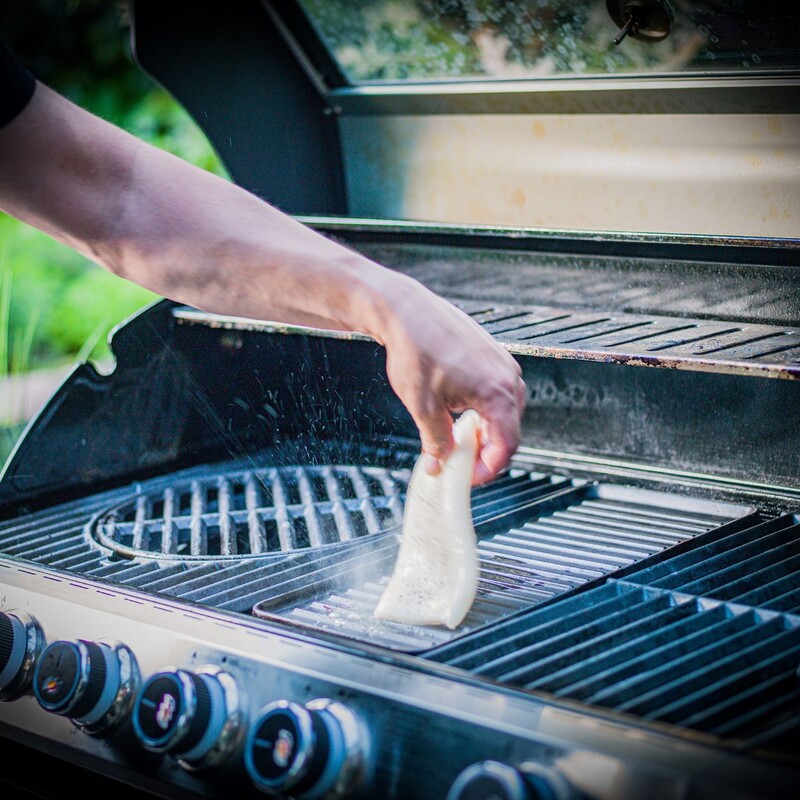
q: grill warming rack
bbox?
[453,298,800,381]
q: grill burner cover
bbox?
[90,464,409,561]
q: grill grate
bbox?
[430,513,800,745]
[0,458,748,648]
[252,483,745,652]
[92,464,410,559]
[0,442,418,596]
[623,513,800,613]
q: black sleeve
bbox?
[0,41,35,129]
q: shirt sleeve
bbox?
[0,41,35,129]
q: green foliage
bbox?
[0,0,230,462]
[42,261,158,363]
[0,250,40,455]
[0,215,158,368]
[0,1,227,376]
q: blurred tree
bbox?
[0,0,226,381]
[2,0,227,172]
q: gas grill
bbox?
[1,1,799,798]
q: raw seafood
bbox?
[374,410,480,629]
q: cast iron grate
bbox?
[0,441,418,589]
[429,513,800,745]
[91,464,410,560]
[0,450,749,637]
[623,513,800,613]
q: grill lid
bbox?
[129,1,800,237]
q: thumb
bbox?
[416,406,456,476]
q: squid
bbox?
[374,410,480,630]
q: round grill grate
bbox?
[91,464,410,561]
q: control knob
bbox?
[447,760,576,800]
[132,666,244,769]
[0,610,46,702]
[245,699,365,798]
[33,638,140,734]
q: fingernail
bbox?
[423,454,441,475]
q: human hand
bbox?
[377,276,526,485]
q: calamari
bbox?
[374,410,480,630]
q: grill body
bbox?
[1,1,799,797]
[0,273,798,798]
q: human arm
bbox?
[0,82,525,483]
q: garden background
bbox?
[0,1,226,462]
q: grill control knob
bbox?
[132,666,244,769]
[447,760,576,800]
[0,610,46,702]
[33,638,140,734]
[245,698,365,798]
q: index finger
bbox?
[471,391,523,485]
